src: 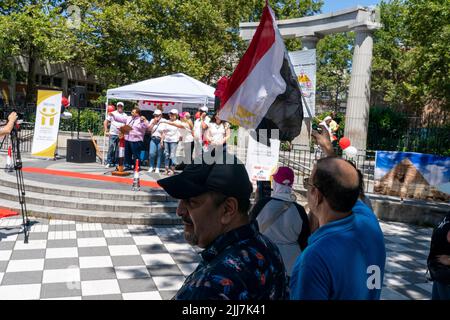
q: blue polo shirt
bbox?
[290,200,386,300]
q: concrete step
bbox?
[0,173,173,202]
[0,198,182,225]
[0,185,178,214]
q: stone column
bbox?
[301,36,320,50]
[344,26,375,152]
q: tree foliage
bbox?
[0,0,80,103]
[316,32,354,111]
[371,0,449,113]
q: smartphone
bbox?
[312,123,322,133]
[256,180,272,199]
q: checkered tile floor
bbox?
[0,216,434,300]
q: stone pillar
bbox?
[301,36,320,50]
[344,27,375,152]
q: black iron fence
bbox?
[279,145,376,194]
[0,122,34,153]
[368,112,450,156]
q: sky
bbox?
[321,0,382,14]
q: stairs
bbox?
[0,170,181,225]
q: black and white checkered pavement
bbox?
[0,217,434,300]
[0,218,201,300]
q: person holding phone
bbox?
[0,112,18,137]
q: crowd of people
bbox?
[103,104,449,300]
[155,118,448,300]
[104,102,230,174]
[154,124,390,300]
[2,104,448,300]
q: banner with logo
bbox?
[31,90,62,158]
[245,135,280,189]
[288,49,316,117]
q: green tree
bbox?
[316,32,354,112]
[403,0,449,110]
[0,1,80,104]
[371,0,449,113]
[73,0,324,90]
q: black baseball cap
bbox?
[157,154,253,200]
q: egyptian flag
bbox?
[218,3,303,142]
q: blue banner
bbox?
[374,151,450,202]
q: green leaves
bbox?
[371,0,449,112]
[316,32,354,111]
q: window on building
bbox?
[68,80,76,89]
[41,75,51,86]
[53,77,62,88]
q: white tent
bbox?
[102,73,216,164]
[106,73,215,105]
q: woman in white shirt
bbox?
[161,109,183,175]
[179,112,194,165]
[147,109,165,173]
[205,113,231,153]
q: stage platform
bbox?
[0,153,181,225]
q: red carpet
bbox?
[22,167,161,188]
[0,208,19,219]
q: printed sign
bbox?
[288,49,316,117]
[31,90,62,158]
[245,135,280,189]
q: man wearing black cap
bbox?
[158,155,288,300]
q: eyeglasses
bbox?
[303,177,325,195]
[303,177,314,189]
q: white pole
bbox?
[102,98,108,165]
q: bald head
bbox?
[312,157,360,213]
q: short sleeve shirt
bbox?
[174,221,289,300]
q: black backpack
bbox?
[427,213,450,285]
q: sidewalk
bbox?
[0,216,433,300]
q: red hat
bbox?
[272,167,294,187]
[107,105,115,113]
[61,96,69,107]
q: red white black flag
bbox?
[218,3,303,141]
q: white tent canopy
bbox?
[106,73,215,105]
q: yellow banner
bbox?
[31,90,62,158]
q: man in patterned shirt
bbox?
[157,153,288,300]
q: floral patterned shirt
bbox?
[173,220,289,300]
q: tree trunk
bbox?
[25,47,37,106]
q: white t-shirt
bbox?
[207,122,227,145]
[162,120,182,143]
[106,111,125,135]
[149,118,164,139]
[193,116,210,141]
[180,122,194,143]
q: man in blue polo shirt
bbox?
[290,156,386,300]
